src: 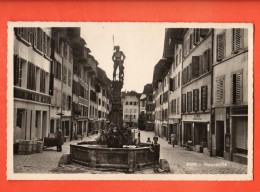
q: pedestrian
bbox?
[170,133,176,147]
[150,136,160,173]
[55,127,64,152]
[147,137,151,143]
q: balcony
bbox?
[14,86,51,105]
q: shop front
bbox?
[182,113,210,155]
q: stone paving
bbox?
[13,131,248,174]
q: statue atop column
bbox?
[112,46,126,82]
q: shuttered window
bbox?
[178,72,180,87]
[193,89,199,112]
[217,33,225,61]
[187,92,192,112]
[40,69,46,93]
[173,99,177,114]
[68,69,72,87]
[27,62,36,91]
[188,63,192,82]
[203,49,212,73]
[182,94,186,113]
[15,28,33,44]
[63,65,67,84]
[192,56,200,79]
[201,86,208,111]
[231,70,243,104]
[193,29,200,45]
[36,28,43,52]
[189,34,193,51]
[169,78,173,91]
[177,97,180,114]
[62,92,66,110]
[232,28,243,53]
[216,76,225,104]
[13,55,23,87]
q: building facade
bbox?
[122,91,140,127]
[14,27,52,142]
[143,84,154,131]
[181,28,212,155]
[212,28,248,164]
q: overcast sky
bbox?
[81,23,166,93]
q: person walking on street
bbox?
[55,127,64,152]
[150,136,160,173]
[170,133,176,147]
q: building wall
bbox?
[123,95,139,124]
[14,28,52,142]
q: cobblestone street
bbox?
[13,131,247,174]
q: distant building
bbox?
[122,91,140,127]
[153,59,171,138]
[14,27,52,142]
[142,84,155,131]
[211,28,248,164]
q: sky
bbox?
[81,23,166,93]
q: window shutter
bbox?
[232,29,242,53]
[193,29,200,45]
[187,92,192,112]
[182,94,186,113]
[217,33,225,61]
[169,78,173,91]
[192,56,200,78]
[236,71,243,103]
[216,77,225,104]
[178,72,180,87]
[43,32,46,55]
[33,28,37,48]
[177,97,179,114]
[189,34,193,51]
[200,29,209,38]
[201,86,208,111]
[14,55,19,86]
[188,64,192,82]
[193,89,199,112]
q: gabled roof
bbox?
[143,84,153,95]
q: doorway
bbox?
[216,121,224,157]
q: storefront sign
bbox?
[201,86,208,111]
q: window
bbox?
[203,49,212,73]
[193,29,200,45]
[217,33,225,61]
[63,65,67,84]
[68,69,71,87]
[63,42,68,59]
[16,109,24,128]
[182,94,186,113]
[231,70,243,104]
[40,69,46,93]
[27,62,36,91]
[216,76,225,104]
[54,60,61,80]
[130,102,132,105]
[178,72,180,87]
[126,101,128,105]
[189,34,193,51]
[201,86,208,111]
[13,55,23,87]
[193,89,199,112]
[62,92,66,110]
[192,56,200,79]
[36,28,43,52]
[67,95,71,110]
[173,99,176,114]
[15,28,33,44]
[69,47,73,63]
[232,29,243,53]
[187,92,192,112]
[177,97,180,114]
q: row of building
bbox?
[13,27,112,143]
[140,28,248,165]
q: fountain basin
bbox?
[70,144,154,172]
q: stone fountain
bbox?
[69,46,154,172]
